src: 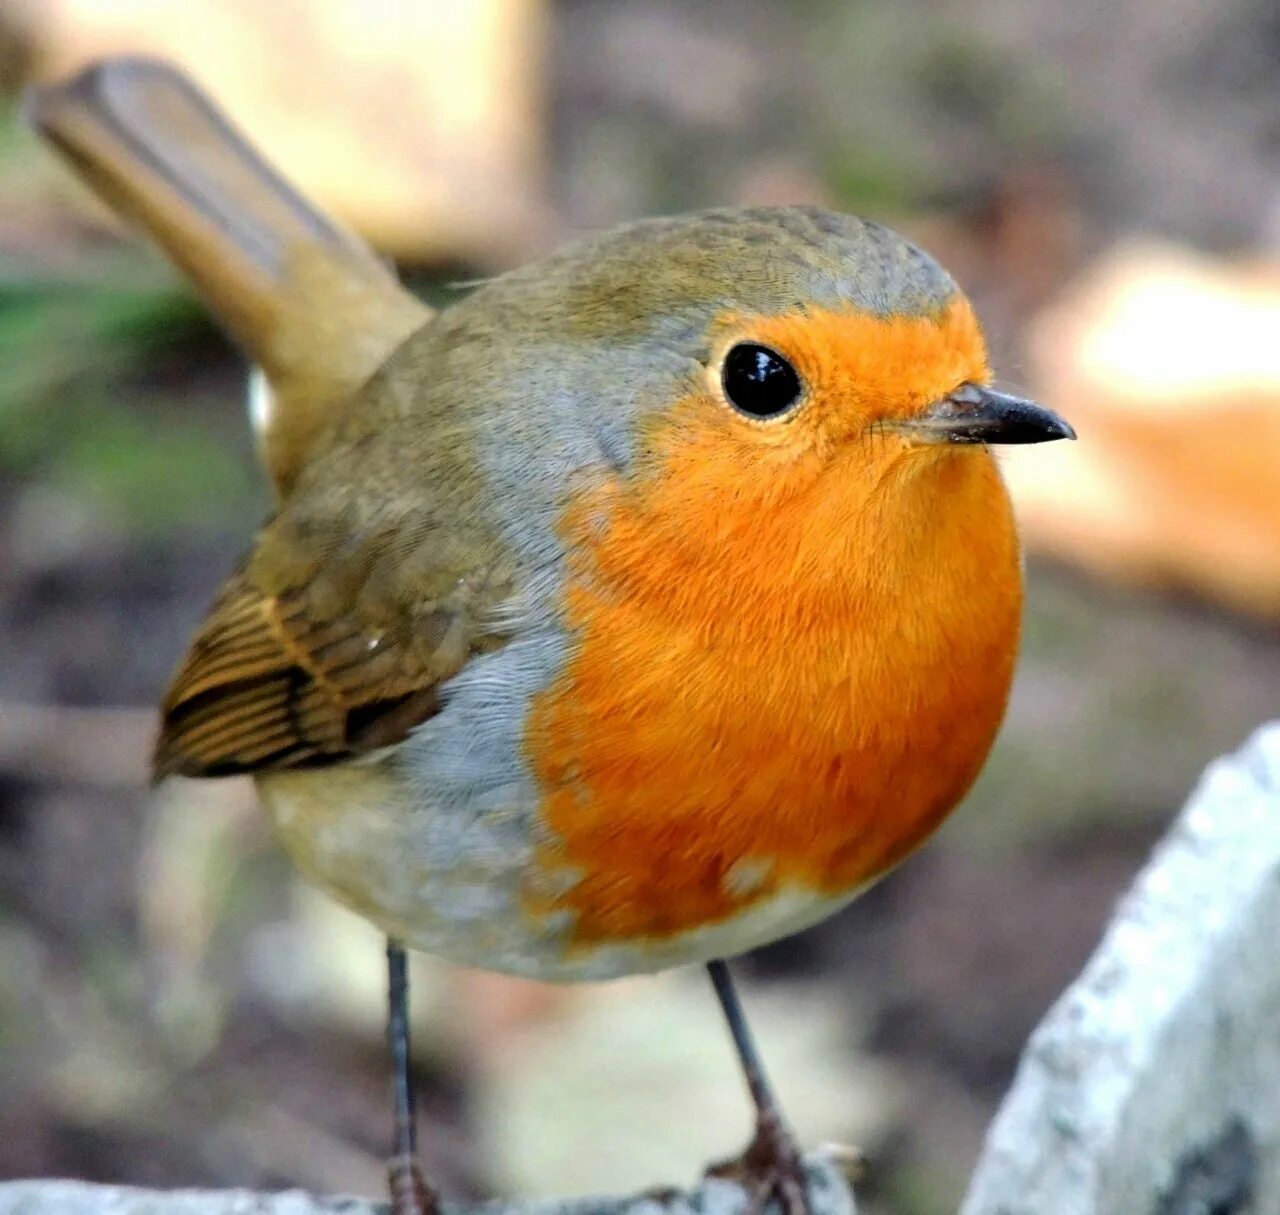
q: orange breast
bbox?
[525,314,1023,951]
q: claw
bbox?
[387,1152,440,1215]
[707,1115,812,1215]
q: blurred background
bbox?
[1,1,1279,1212]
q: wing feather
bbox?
[153,555,484,779]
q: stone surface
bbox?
[0,1154,857,1215]
[962,723,1280,1215]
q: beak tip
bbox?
[905,385,1076,446]
[957,386,1075,446]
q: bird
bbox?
[29,55,1074,1215]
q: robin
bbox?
[30,57,1074,1215]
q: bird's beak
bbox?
[901,383,1076,445]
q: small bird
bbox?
[30,57,1074,1215]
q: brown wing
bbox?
[153,391,517,780]
[154,546,512,779]
[154,571,440,777]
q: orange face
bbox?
[524,296,1022,952]
[629,295,990,535]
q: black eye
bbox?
[721,343,803,419]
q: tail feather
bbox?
[27,56,430,493]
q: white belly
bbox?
[257,758,859,982]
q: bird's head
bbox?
[423,206,1074,612]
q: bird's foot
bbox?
[387,1152,440,1215]
[706,1114,811,1215]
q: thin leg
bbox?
[706,960,809,1215]
[386,940,439,1215]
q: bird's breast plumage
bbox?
[523,429,1022,962]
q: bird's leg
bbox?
[386,940,440,1215]
[705,960,810,1215]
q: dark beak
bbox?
[905,383,1076,445]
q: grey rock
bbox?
[0,1152,856,1215]
[962,723,1280,1215]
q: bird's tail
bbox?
[27,56,430,492]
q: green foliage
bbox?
[824,151,921,215]
[0,269,262,534]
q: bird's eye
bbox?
[721,343,803,419]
